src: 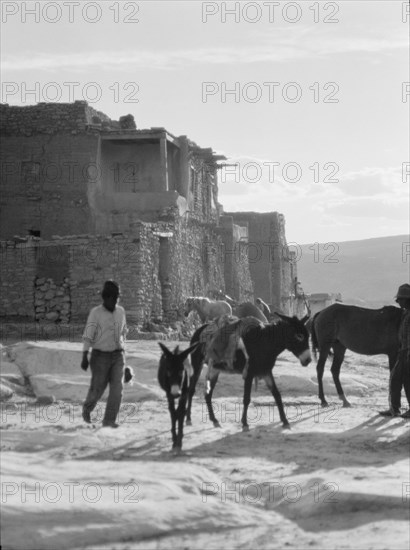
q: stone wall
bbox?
[34,277,71,323]
[57,229,161,324]
[218,216,253,302]
[0,240,37,317]
[0,214,252,325]
[0,102,219,241]
[0,126,100,239]
[0,102,139,240]
[0,230,161,325]
[101,140,163,194]
[162,217,226,322]
[0,213,285,325]
[188,155,217,224]
[227,211,296,315]
[0,101,112,136]
[232,242,254,302]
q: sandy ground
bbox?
[1,340,409,550]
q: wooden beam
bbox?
[100,131,180,147]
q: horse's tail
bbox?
[310,313,320,360]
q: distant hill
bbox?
[296,235,409,308]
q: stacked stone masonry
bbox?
[34,277,71,323]
[0,217,247,324]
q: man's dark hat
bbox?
[395,283,410,299]
[101,280,120,296]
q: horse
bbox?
[184,297,232,323]
[157,342,199,450]
[186,313,311,430]
[311,303,402,408]
[208,289,238,308]
[192,297,269,323]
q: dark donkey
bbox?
[187,314,311,431]
[158,342,199,450]
[311,303,402,408]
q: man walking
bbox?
[379,283,410,419]
[81,280,128,428]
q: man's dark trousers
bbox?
[83,350,125,424]
[389,352,410,412]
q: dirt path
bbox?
[1,343,409,549]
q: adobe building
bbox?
[226,211,304,314]
[0,101,304,325]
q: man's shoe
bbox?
[102,422,120,428]
[400,409,410,419]
[124,366,134,384]
[378,409,400,417]
[82,409,91,424]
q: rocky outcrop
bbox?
[9,341,163,403]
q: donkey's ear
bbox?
[158,342,172,358]
[180,342,201,361]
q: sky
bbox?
[1,0,409,244]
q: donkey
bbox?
[311,303,401,408]
[186,314,311,431]
[157,342,199,450]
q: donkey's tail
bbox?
[190,324,209,374]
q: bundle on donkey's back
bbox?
[197,314,250,378]
[234,301,268,323]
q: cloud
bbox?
[217,155,312,200]
[216,156,408,213]
[337,166,408,198]
[318,197,409,220]
[2,30,407,72]
[218,159,409,233]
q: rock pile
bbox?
[34,277,71,323]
